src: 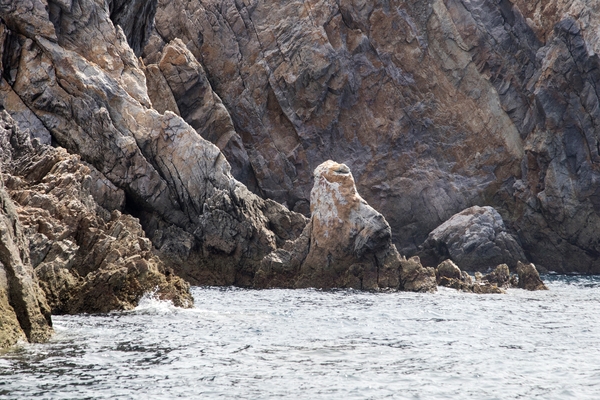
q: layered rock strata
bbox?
[0,0,307,290]
[0,114,52,345]
[146,0,600,273]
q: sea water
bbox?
[2,276,600,399]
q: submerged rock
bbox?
[419,206,527,271]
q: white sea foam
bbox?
[130,290,180,315]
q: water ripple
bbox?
[1,277,600,399]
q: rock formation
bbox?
[419,206,527,271]
[0,111,193,314]
[0,179,53,348]
[435,260,505,294]
[0,0,307,293]
[516,261,548,291]
[0,115,52,346]
[256,160,436,292]
[142,0,600,273]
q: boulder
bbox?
[483,264,513,289]
[436,260,505,294]
[419,206,527,271]
[517,262,548,291]
[435,259,462,283]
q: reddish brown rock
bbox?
[516,261,548,291]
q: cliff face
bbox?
[1,0,599,292]
[0,0,306,294]
[143,0,600,273]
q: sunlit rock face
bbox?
[296,160,401,289]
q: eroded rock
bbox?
[256,160,402,290]
[517,261,548,291]
[434,259,504,293]
[0,111,193,314]
[419,206,527,271]
[0,114,52,346]
[400,256,437,293]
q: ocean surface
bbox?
[2,276,600,399]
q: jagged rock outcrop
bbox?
[148,0,523,253]
[0,111,193,314]
[516,261,548,291]
[144,0,600,273]
[0,0,306,290]
[399,256,437,293]
[482,264,515,289]
[0,127,52,346]
[419,206,527,271]
[435,259,504,294]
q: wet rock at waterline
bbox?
[419,206,527,271]
[517,262,548,291]
[435,259,504,294]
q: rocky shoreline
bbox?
[0,0,591,348]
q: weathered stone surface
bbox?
[0,113,52,347]
[142,38,257,191]
[0,0,307,289]
[107,0,157,56]
[400,256,437,293]
[0,180,53,347]
[435,259,462,283]
[148,0,523,255]
[516,261,548,291]
[4,0,600,281]
[0,111,193,314]
[144,0,600,273]
[256,160,402,290]
[419,206,527,271]
[483,264,512,289]
[436,261,505,294]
